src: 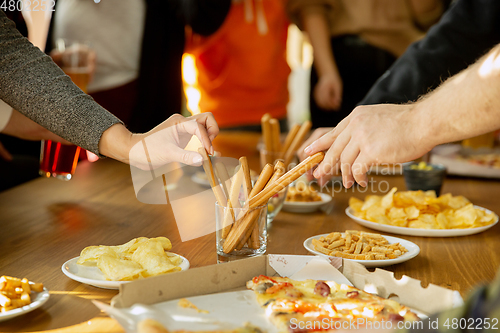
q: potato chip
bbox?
[381,187,397,209]
[349,197,364,213]
[77,246,118,266]
[78,236,182,281]
[131,239,181,277]
[97,255,145,281]
[361,195,382,211]
[349,188,498,230]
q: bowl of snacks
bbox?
[403,161,447,196]
[283,181,331,213]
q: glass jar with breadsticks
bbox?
[198,147,324,257]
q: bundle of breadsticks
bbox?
[261,114,312,168]
[198,147,324,254]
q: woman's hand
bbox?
[100,113,219,169]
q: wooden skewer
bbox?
[223,153,324,254]
[269,118,282,154]
[280,124,300,157]
[283,120,312,168]
[198,147,226,206]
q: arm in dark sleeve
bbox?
[182,0,232,36]
[360,0,500,105]
[0,11,122,155]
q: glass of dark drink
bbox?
[39,39,93,180]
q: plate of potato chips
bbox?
[0,276,49,322]
[61,237,189,289]
[304,231,419,267]
[347,188,498,237]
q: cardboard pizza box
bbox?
[97,255,462,332]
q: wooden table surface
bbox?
[1,131,499,332]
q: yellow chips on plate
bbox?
[349,188,497,229]
[77,237,182,281]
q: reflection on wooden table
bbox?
[0,131,499,332]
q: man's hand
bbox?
[314,71,343,111]
[303,104,432,187]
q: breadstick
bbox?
[223,208,262,254]
[261,113,274,163]
[249,152,324,209]
[240,163,274,250]
[226,153,324,253]
[264,161,286,190]
[270,118,282,153]
[247,160,286,249]
[215,162,232,198]
[221,167,244,238]
[283,120,312,167]
[239,156,253,199]
[198,148,226,206]
[249,163,274,197]
[281,124,300,157]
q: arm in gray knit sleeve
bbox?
[0,11,122,155]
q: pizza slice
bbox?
[247,275,419,332]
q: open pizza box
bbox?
[94,255,463,332]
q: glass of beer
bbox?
[39,39,93,181]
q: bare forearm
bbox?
[415,43,500,148]
[302,12,338,77]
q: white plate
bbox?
[345,206,499,237]
[61,254,190,290]
[304,234,420,268]
[283,193,332,213]
[0,286,50,322]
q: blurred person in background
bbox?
[1,10,219,176]
[49,0,231,133]
[185,0,290,131]
[286,0,446,128]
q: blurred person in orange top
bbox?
[186,0,290,130]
